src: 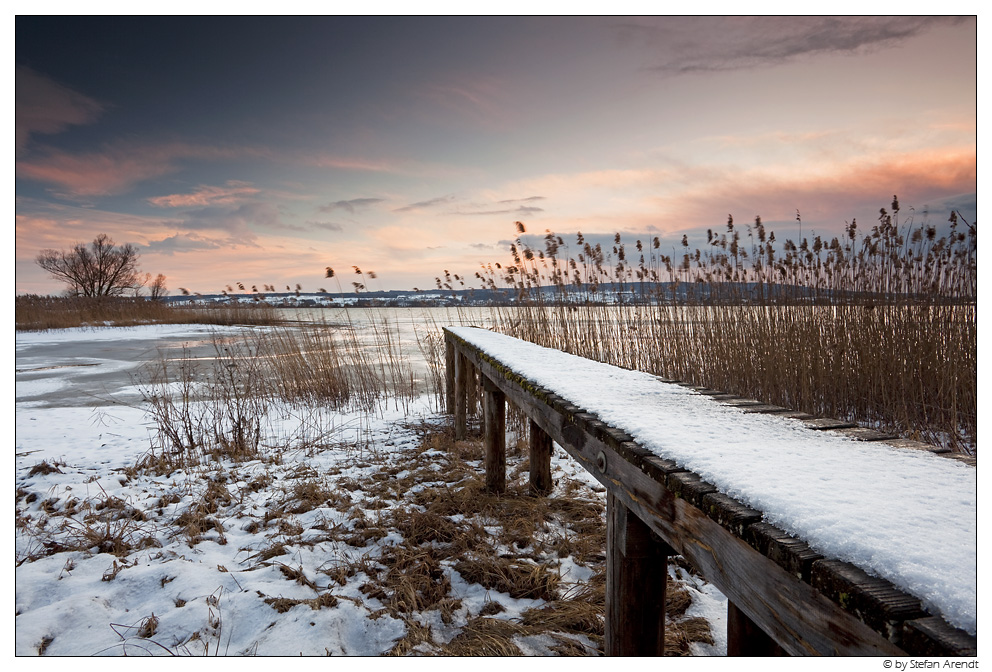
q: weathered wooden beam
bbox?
[445,338,455,415]
[727,600,787,656]
[606,493,669,656]
[454,351,468,440]
[529,418,553,495]
[482,375,506,494]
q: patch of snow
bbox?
[685,581,729,656]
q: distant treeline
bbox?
[160,280,975,309]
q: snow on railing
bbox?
[444,326,976,657]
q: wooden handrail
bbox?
[444,326,976,657]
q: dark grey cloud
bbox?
[393,195,455,213]
[496,196,545,204]
[320,197,383,214]
[308,220,344,232]
[617,16,968,74]
[459,205,544,216]
[142,233,223,255]
[924,193,977,225]
[179,202,282,238]
[268,222,309,232]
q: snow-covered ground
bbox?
[14,323,726,656]
[448,326,978,637]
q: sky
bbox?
[14,15,978,296]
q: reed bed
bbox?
[136,312,425,471]
[464,200,976,452]
[15,295,281,330]
[263,314,421,413]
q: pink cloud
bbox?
[15,204,178,255]
[148,181,261,208]
[661,147,977,230]
[15,204,292,295]
[16,142,247,198]
[302,153,403,173]
[18,137,451,201]
[17,151,179,197]
[15,66,104,152]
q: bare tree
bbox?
[137,272,169,299]
[36,234,143,297]
[148,273,168,299]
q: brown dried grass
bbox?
[15,295,281,331]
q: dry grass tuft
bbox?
[666,617,715,655]
[454,557,559,601]
[37,635,55,656]
[263,592,339,613]
[137,614,159,639]
[666,577,694,618]
[378,546,452,614]
[522,576,605,638]
[172,483,231,546]
[435,617,531,656]
[384,619,435,656]
[28,460,64,477]
[391,510,462,546]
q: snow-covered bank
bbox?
[15,324,726,656]
[447,326,978,636]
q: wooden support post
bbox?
[727,601,787,656]
[529,419,552,495]
[466,361,478,417]
[454,352,468,440]
[445,338,455,415]
[482,376,506,494]
[606,493,669,656]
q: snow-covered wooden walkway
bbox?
[444,326,976,657]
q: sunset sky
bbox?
[15,15,978,296]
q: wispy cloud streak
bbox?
[618,17,968,74]
[320,198,383,214]
[457,205,544,216]
[393,196,455,213]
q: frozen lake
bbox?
[14,307,493,410]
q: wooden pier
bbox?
[444,327,976,657]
